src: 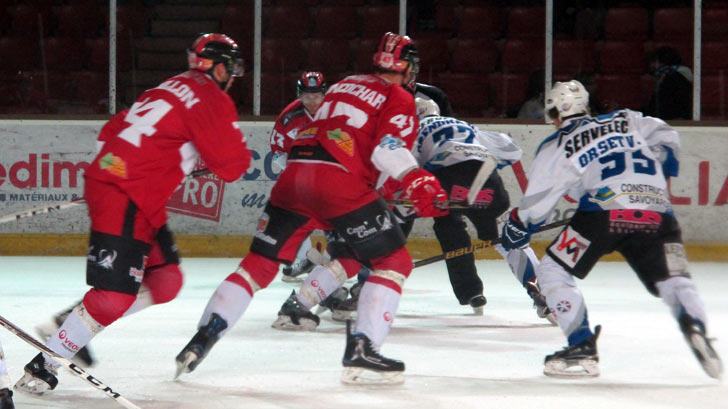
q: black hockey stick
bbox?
[386,199,490,210]
[0,314,142,409]
[0,168,213,225]
[413,218,571,268]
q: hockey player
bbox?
[15,33,251,394]
[270,71,328,283]
[0,341,14,409]
[175,32,448,385]
[501,80,723,379]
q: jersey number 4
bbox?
[599,149,656,180]
[119,98,173,147]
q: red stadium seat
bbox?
[0,37,41,73]
[703,41,728,73]
[598,41,646,74]
[86,37,133,72]
[221,5,253,45]
[260,72,291,115]
[75,71,109,113]
[458,6,503,39]
[313,6,359,39]
[449,38,498,73]
[415,35,450,75]
[44,37,85,71]
[320,0,365,4]
[653,8,692,41]
[553,40,596,77]
[112,4,149,39]
[435,5,457,33]
[264,6,312,38]
[361,5,399,39]
[704,7,728,41]
[261,38,304,73]
[8,5,52,37]
[595,74,645,111]
[701,74,728,119]
[55,5,103,39]
[488,72,528,114]
[604,7,649,40]
[506,7,545,39]
[436,73,490,118]
[306,38,351,73]
[353,38,378,72]
[501,39,545,74]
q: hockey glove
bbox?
[501,208,531,250]
[400,169,449,218]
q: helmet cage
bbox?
[297,71,327,97]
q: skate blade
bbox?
[14,373,52,395]
[271,316,318,331]
[174,352,197,380]
[281,275,305,283]
[689,333,724,379]
[341,367,404,385]
[331,310,355,322]
[472,306,484,316]
[544,359,600,378]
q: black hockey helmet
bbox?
[187,33,244,78]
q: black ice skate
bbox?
[271,290,321,331]
[341,320,404,385]
[468,294,487,315]
[328,282,362,322]
[526,278,557,325]
[14,353,59,395]
[174,313,228,379]
[281,258,315,283]
[36,304,96,367]
[678,314,723,379]
[544,325,601,378]
[315,286,351,321]
[0,387,14,409]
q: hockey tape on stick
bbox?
[466,155,497,206]
[0,169,213,225]
[413,218,571,268]
[0,314,143,409]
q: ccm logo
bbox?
[58,330,81,352]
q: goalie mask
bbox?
[373,32,420,88]
[188,33,244,86]
[545,80,589,124]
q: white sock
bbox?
[495,244,539,286]
[355,281,401,348]
[122,284,153,317]
[198,279,253,337]
[656,276,707,324]
[45,304,104,362]
[298,261,348,310]
[536,255,589,339]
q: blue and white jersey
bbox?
[518,109,681,229]
[414,116,522,172]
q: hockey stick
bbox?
[413,218,571,268]
[0,315,142,409]
[386,199,488,210]
[466,156,497,205]
[0,169,213,225]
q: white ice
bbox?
[1,256,726,409]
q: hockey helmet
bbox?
[297,71,327,97]
[545,80,589,124]
[415,97,440,120]
[373,32,420,80]
[188,33,244,78]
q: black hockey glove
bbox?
[501,208,531,250]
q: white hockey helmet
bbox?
[544,80,589,124]
[415,97,440,120]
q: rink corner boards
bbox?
[1,233,728,262]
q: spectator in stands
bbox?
[644,46,693,120]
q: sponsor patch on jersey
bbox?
[327,128,354,156]
[608,209,662,234]
[549,226,590,268]
[99,152,127,179]
[378,134,404,150]
[297,126,317,139]
[129,267,144,283]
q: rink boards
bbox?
[0,120,726,259]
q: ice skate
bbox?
[14,353,59,395]
[281,258,315,283]
[36,307,96,367]
[174,313,228,379]
[329,283,361,322]
[679,314,723,379]
[544,325,601,378]
[341,320,404,385]
[315,286,350,320]
[0,388,14,409]
[272,290,321,331]
[526,279,557,325]
[468,294,487,315]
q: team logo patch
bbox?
[327,128,354,156]
[97,249,117,270]
[609,209,662,234]
[99,152,127,179]
[129,267,144,283]
[549,226,590,268]
[555,300,572,313]
[298,127,317,138]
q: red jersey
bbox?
[269,99,314,157]
[85,70,251,227]
[292,74,418,187]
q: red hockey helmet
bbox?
[187,33,244,77]
[297,71,327,96]
[372,32,419,76]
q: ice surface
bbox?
[1,256,726,409]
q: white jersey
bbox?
[414,116,522,171]
[518,109,680,229]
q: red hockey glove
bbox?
[400,169,449,218]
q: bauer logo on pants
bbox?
[549,227,590,268]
